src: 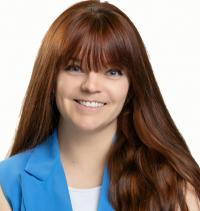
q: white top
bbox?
[68,185,102,211]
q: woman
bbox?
[0,0,200,210]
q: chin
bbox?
[77,125,101,132]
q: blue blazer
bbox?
[0,129,115,211]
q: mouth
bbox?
[74,99,107,108]
[74,99,107,105]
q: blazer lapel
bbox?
[20,129,73,211]
[20,128,116,211]
[95,133,116,211]
[97,164,115,211]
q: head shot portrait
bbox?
[0,1,200,210]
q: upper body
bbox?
[0,128,199,211]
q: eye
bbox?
[107,69,123,76]
[64,65,82,73]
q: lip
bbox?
[74,99,106,111]
[74,99,107,105]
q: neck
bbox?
[57,118,116,171]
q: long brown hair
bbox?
[9,1,200,210]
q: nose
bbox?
[80,71,101,93]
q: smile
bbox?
[74,99,106,108]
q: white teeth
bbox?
[78,100,104,108]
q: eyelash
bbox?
[64,65,81,72]
[64,65,124,76]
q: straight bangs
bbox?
[57,11,134,76]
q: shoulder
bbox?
[0,186,12,211]
[0,149,33,183]
[0,149,33,210]
[184,182,200,211]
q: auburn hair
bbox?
[9,0,200,210]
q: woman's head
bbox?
[54,1,142,132]
[49,0,161,136]
[14,0,155,139]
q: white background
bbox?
[0,0,199,164]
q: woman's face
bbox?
[55,59,129,132]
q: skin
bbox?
[55,60,129,188]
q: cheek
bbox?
[112,80,129,104]
[55,75,72,111]
[57,83,68,98]
[56,75,76,98]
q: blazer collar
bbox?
[24,129,60,180]
[20,128,116,211]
